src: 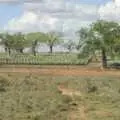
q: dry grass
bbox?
[0,73,119,120]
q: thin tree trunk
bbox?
[32,40,38,56]
[20,49,24,54]
[8,48,11,56]
[50,45,53,53]
[92,51,98,62]
[32,47,36,56]
[33,49,36,56]
[87,56,92,65]
[5,47,8,53]
[102,49,107,68]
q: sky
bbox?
[0,0,119,39]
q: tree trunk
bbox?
[20,49,24,54]
[102,49,107,68]
[32,40,38,56]
[8,48,11,56]
[87,56,92,65]
[32,47,36,56]
[50,45,53,53]
[33,49,36,56]
[5,48,8,53]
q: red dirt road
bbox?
[0,65,120,76]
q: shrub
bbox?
[88,86,98,93]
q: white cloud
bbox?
[4,11,58,33]
[24,0,42,3]
[99,0,120,21]
[3,0,98,39]
[0,0,19,3]
[114,0,120,7]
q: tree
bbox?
[78,20,120,68]
[25,32,47,56]
[32,40,38,56]
[78,27,101,64]
[0,33,15,55]
[0,33,8,52]
[64,40,75,53]
[12,33,29,53]
[45,32,61,53]
[92,20,120,67]
[0,32,31,55]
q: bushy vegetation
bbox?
[0,73,119,120]
[78,20,120,68]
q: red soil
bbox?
[0,65,119,76]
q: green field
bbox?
[0,73,120,120]
[0,53,87,65]
[0,53,119,68]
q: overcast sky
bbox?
[0,0,119,39]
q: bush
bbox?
[88,86,98,93]
[86,79,98,93]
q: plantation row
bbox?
[0,53,87,65]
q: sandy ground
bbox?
[0,65,119,76]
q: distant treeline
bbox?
[0,20,120,67]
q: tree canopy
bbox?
[45,32,61,53]
[78,20,120,67]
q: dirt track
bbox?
[0,65,120,76]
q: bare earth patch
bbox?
[58,83,81,97]
[0,65,119,77]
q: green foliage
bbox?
[0,33,15,49]
[0,33,30,53]
[0,53,87,65]
[45,32,62,53]
[92,20,120,50]
[63,40,75,53]
[45,32,61,45]
[25,32,49,55]
[25,32,47,43]
[12,33,30,51]
[0,20,120,66]
[78,20,120,67]
[78,27,100,62]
